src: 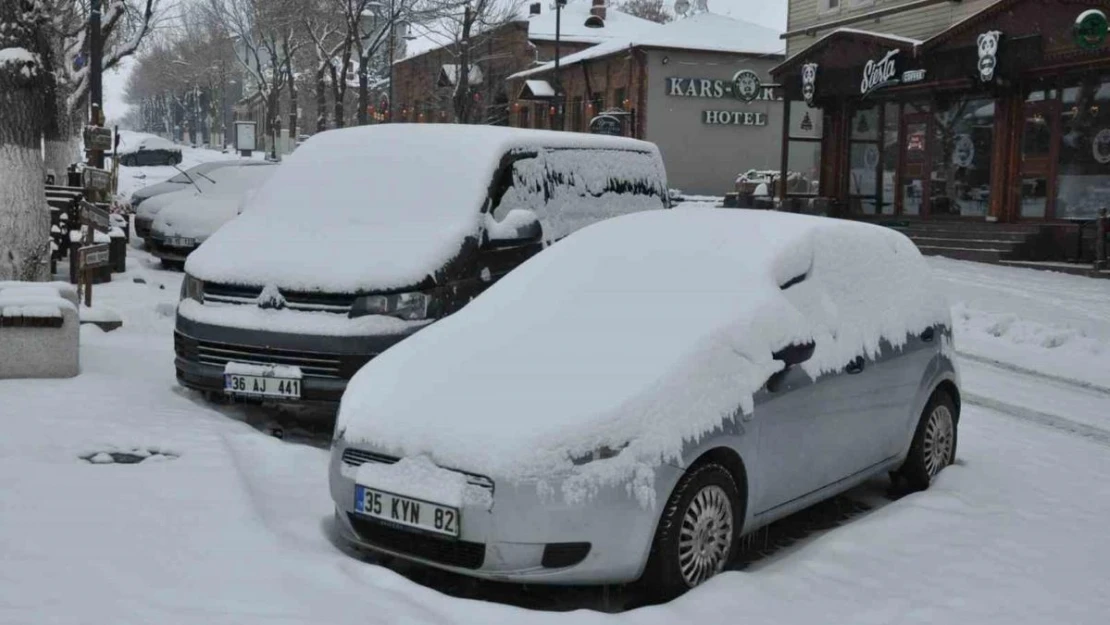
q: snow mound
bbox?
[337,209,949,503]
[185,124,664,293]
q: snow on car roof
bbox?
[116,131,181,155]
[185,124,662,292]
[336,209,949,502]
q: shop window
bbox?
[534,104,546,129]
[614,88,627,110]
[881,102,899,215]
[591,91,604,113]
[1020,102,1054,218]
[849,106,880,214]
[519,106,531,128]
[1055,76,1110,219]
[786,101,823,197]
[930,97,994,217]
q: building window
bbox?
[519,106,530,128]
[571,96,583,132]
[930,97,994,217]
[849,105,881,215]
[819,0,840,14]
[786,101,823,197]
[591,91,604,115]
[534,104,546,129]
[1056,75,1110,219]
[614,87,627,111]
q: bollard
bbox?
[1097,208,1107,272]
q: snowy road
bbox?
[2,240,1110,624]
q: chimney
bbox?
[590,0,606,22]
[529,2,541,16]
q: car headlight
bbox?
[570,443,629,466]
[183,275,204,303]
[349,292,428,320]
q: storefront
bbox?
[771,0,1110,224]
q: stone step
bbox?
[888,222,1044,235]
[914,246,1007,263]
[909,236,1024,251]
[901,230,1031,242]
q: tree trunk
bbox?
[288,74,298,141]
[358,54,369,126]
[315,66,328,132]
[0,5,52,281]
[329,66,345,129]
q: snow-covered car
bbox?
[148,163,278,266]
[115,132,182,167]
[174,125,670,403]
[329,209,960,595]
[129,160,258,211]
[134,161,274,240]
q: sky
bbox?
[101,0,789,121]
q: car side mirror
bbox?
[772,340,816,367]
[484,209,542,249]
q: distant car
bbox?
[148,163,278,267]
[115,133,182,167]
[129,160,258,211]
[329,209,959,596]
[134,161,274,239]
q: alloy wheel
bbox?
[677,485,734,587]
[922,404,955,479]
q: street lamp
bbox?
[554,0,566,130]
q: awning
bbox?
[516,79,556,101]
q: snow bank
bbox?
[0,283,79,378]
[337,209,948,503]
[186,125,665,293]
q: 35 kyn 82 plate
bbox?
[354,485,459,538]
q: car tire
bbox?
[900,390,958,491]
[643,462,742,598]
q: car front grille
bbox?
[341,448,495,492]
[202,283,357,314]
[347,513,486,569]
[176,332,345,379]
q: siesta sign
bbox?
[861,50,900,96]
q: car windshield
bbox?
[167,161,243,184]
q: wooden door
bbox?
[899,112,932,216]
[1017,100,1061,220]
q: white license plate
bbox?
[224,374,301,398]
[354,485,460,538]
[166,236,195,247]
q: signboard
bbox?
[235,121,257,152]
[667,76,780,102]
[801,63,818,107]
[589,114,623,136]
[703,111,768,127]
[82,167,111,192]
[78,244,111,270]
[861,50,900,97]
[81,200,111,231]
[977,31,1002,82]
[1094,128,1110,165]
[83,126,113,152]
[1074,9,1108,50]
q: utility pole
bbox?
[388,0,396,123]
[554,0,564,130]
[89,0,105,168]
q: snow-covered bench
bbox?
[0,282,80,379]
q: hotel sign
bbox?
[703,111,768,126]
[667,75,781,102]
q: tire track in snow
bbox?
[957,350,1110,397]
[963,392,1110,448]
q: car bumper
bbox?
[328,442,677,585]
[134,216,153,239]
[148,237,195,262]
[173,314,419,403]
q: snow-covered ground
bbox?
[2,210,1110,623]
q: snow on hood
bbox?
[185,124,661,293]
[336,209,949,502]
[136,188,195,219]
[152,166,277,240]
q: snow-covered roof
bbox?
[773,28,922,75]
[185,125,663,293]
[510,12,783,80]
[525,0,660,44]
[522,79,556,98]
[336,209,948,489]
[439,64,484,86]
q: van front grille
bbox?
[194,337,343,379]
[203,283,357,314]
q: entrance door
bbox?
[1018,100,1060,219]
[899,113,931,216]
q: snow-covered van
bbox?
[174,125,670,403]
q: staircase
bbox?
[884,222,1051,264]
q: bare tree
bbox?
[616,0,672,24]
[0,0,53,281]
[303,2,344,132]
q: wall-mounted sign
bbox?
[78,243,111,270]
[1074,9,1108,50]
[902,69,926,83]
[1094,128,1110,165]
[953,134,975,167]
[82,167,111,192]
[703,110,768,126]
[861,50,900,96]
[908,130,926,151]
[801,63,818,107]
[83,126,113,152]
[589,114,623,136]
[666,76,780,102]
[977,31,1002,83]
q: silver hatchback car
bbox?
[329,209,959,597]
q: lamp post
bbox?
[89,0,104,168]
[388,0,396,122]
[554,0,566,130]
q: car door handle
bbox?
[846,357,865,374]
[921,327,935,343]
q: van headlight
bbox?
[349,292,428,320]
[570,443,630,466]
[182,275,204,303]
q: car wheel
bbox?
[644,462,741,597]
[900,391,958,491]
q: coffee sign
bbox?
[861,50,900,96]
[1074,9,1108,50]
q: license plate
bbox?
[354,485,460,538]
[166,236,195,248]
[224,374,301,398]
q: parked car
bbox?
[134,161,274,239]
[174,125,670,403]
[129,160,259,211]
[329,209,959,596]
[148,163,278,267]
[115,132,182,167]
